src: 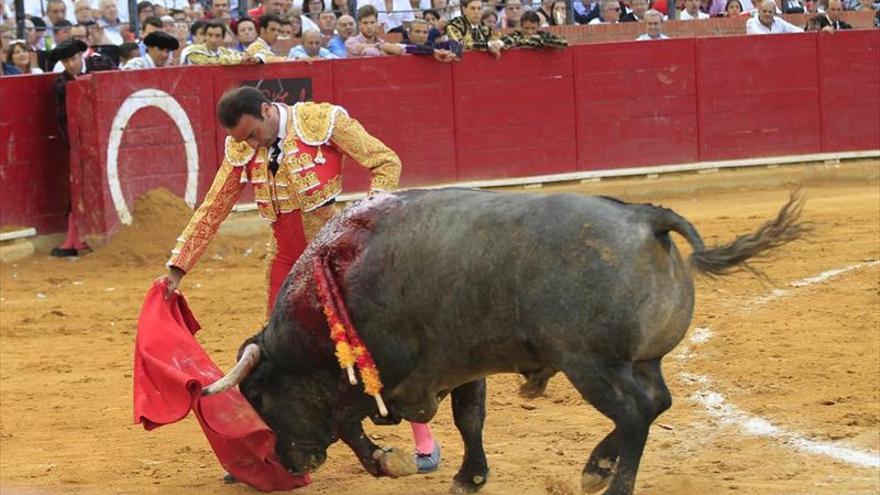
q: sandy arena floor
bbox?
[1,161,878,495]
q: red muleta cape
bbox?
[132,280,310,491]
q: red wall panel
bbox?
[818,30,880,152]
[0,74,69,233]
[574,39,699,170]
[452,49,578,181]
[331,56,457,191]
[696,34,822,161]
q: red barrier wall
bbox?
[1,31,878,237]
[0,74,69,233]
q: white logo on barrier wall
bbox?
[106,89,199,225]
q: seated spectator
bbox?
[332,0,353,15]
[46,0,68,28]
[303,0,323,23]
[289,28,339,58]
[249,0,284,18]
[551,0,568,24]
[421,8,445,40]
[431,0,459,18]
[0,25,21,76]
[26,18,48,51]
[407,17,431,45]
[805,12,832,29]
[74,0,95,24]
[856,0,877,10]
[327,13,356,56]
[137,1,155,24]
[746,0,804,33]
[234,17,258,50]
[781,0,806,12]
[184,20,259,63]
[317,10,336,44]
[206,0,232,24]
[247,14,288,61]
[502,10,568,47]
[52,20,73,46]
[535,0,555,24]
[621,0,648,20]
[636,9,668,38]
[723,0,745,15]
[573,0,601,24]
[84,19,113,46]
[680,0,710,18]
[123,30,179,68]
[588,0,621,23]
[444,0,504,56]
[99,0,124,44]
[825,0,852,28]
[482,10,499,27]
[346,5,405,56]
[119,41,140,65]
[371,0,417,34]
[6,40,44,74]
[804,0,825,14]
[502,0,525,28]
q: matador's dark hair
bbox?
[217,87,269,128]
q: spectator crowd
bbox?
[1,0,877,75]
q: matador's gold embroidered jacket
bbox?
[166,102,401,273]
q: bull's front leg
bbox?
[337,419,420,478]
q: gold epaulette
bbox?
[224,137,256,167]
[292,102,349,146]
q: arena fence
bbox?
[0,29,877,237]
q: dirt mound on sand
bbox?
[90,188,240,267]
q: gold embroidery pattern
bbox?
[291,171,320,194]
[330,114,401,193]
[302,203,340,241]
[300,175,342,212]
[225,137,256,167]
[167,161,245,272]
[293,102,345,145]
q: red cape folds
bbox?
[132,280,310,492]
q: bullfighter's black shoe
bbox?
[222,472,238,484]
[50,247,78,257]
[415,443,441,474]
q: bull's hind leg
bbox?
[579,358,672,493]
[562,357,670,495]
[450,378,490,494]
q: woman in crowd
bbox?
[551,0,567,24]
[481,10,499,27]
[6,40,43,74]
[723,0,744,15]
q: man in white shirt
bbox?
[98,0,124,44]
[746,0,804,33]
[679,0,709,18]
[636,9,668,39]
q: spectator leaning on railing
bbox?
[289,28,339,58]
[444,0,504,57]
[746,0,804,33]
[234,17,258,49]
[502,10,568,47]
[184,20,259,63]
[636,8,668,39]
[247,13,287,61]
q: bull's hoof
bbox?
[581,458,615,494]
[451,470,489,493]
[372,448,418,478]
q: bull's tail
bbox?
[649,190,809,278]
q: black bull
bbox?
[203,188,806,495]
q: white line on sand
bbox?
[679,261,880,469]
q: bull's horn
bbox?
[202,343,261,396]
